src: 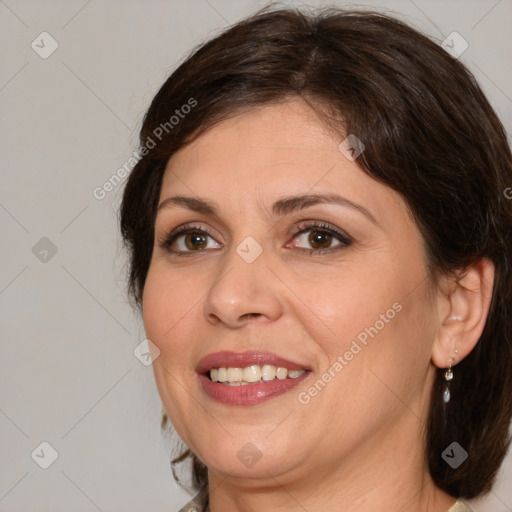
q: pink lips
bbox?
[196,351,311,406]
[196,350,310,374]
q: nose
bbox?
[202,247,283,328]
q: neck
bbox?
[207,468,456,512]
[206,412,457,512]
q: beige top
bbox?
[177,488,474,512]
[448,500,474,512]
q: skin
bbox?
[143,98,495,512]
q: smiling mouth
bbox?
[197,351,311,405]
[209,364,308,385]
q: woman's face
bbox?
[143,99,441,486]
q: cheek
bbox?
[142,268,168,343]
[290,254,433,392]
[286,263,397,356]
[142,265,195,359]
[142,266,202,440]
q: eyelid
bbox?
[289,220,352,244]
[157,223,221,252]
[284,221,352,254]
[158,220,353,255]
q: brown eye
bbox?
[161,227,222,253]
[290,223,352,253]
[184,232,208,250]
[293,229,342,251]
[308,230,333,249]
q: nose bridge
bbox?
[202,238,282,327]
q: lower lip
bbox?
[198,372,310,406]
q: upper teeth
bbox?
[210,365,306,385]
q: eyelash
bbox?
[159,221,353,257]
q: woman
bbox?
[120,7,512,512]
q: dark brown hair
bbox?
[120,6,512,500]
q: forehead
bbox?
[166,100,333,172]
[160,99,408,222]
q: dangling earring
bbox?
[443,350,458,403]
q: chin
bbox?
[197,434,306,481]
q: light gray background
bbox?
[1,1,511,511]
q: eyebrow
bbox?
[157,193,379,225]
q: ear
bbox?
[431,258,495,369]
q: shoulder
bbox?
[176,487,208,512]
[448,500,474,512]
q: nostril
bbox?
[206,313,221,326]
